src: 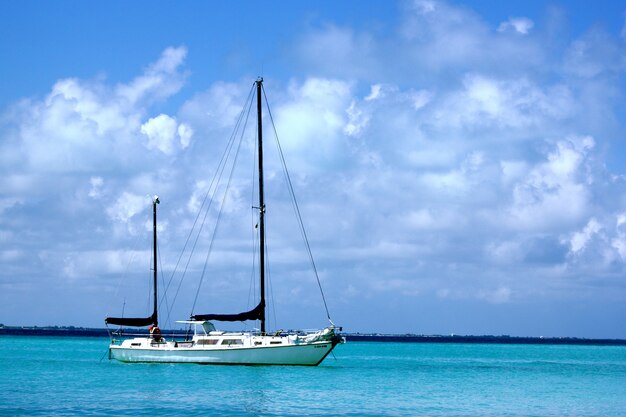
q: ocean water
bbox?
[0,336,624,416]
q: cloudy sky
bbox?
[1,1,626,338]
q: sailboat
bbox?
[105,78,343,365]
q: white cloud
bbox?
[365,84,383,101]
[344,100,369,137]
[141,114,178,154]
[187,180,209,214]
[434,74,573,130]
[371,278,422,296]
[485,241,523,264]
[273,78,353,170]
[6,46,189,176]
[611,213,626,261]
[436,286,512,304]
[406,208,461,230]
[411,90,433,109]
[617,213,626,228]
[612,236,626,261]
[420,169,468,192]
[500,161,528,185]
[418,151,486,194]
[107,192,149,223]
[564,30,625,78]
[478,287,512,304]
[88,176,104,199]
[295,25,378,80]
[178,123,193,149]
[116,46,188,105]
[398,0,543,75]
[407,209,435,229]
[506,137,595,231]
[566,218,602,253]
[0,197,23,214]
[0,249,23,262]
[179,80,250,140]
[498,17,534,35]
[414,0,436,14]
[62,249,152,280]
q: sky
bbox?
[1,0,626,338]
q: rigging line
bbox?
[146,245,154,315]
[163,84,255,309]
[163,84,255,300]
[190,102,252,317]
[246,220,258,311]
[264,229,277,332]
[246,119,260,312]
[262,85,333,322]
[189,86,256,317]
[167,127,233,317]
[157,239,172,330]
[166,84,256,318]
[179,125,239,319]
[99,349,109,362]
[107,205,148,317]
[171,128,238,319]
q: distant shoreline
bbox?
[1,326,625,345]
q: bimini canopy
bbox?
[191,301,264,322]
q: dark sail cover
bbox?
[105,312,157,327]
[191,301,264,322]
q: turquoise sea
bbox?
[0,336,624,416]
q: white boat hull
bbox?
[110,340,336,366]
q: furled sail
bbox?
[105,312,157,327]
[191,300,264,322]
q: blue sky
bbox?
[1,0,626,338]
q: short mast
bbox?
[153,195,159,327]
[256,78,266,335]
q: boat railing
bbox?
[109,330,194,340]
[249,327,339,337]
[109,326,340,339]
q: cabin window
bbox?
[221,339,244,346]
[131,343,141,347]
[270,341,282,345]
[197,339,218,346]
[254,341,263,346]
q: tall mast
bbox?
[153,195,159,327]
[256,78,266,334]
